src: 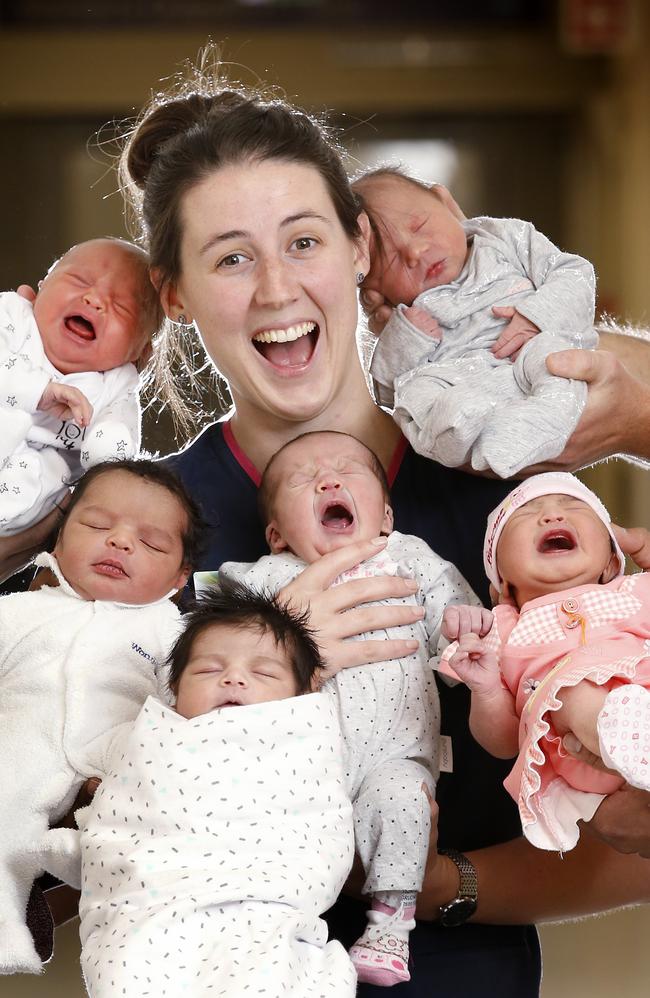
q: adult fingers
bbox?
[16,283,37,302]
[0,505,65,583]
[330,599,424,639]
[561,733,615,774]
[367,305,392,336]
[545,347,612,385]
[318,636,420,679]
[360,287,386,313]
[279,539,389,600]
[612,524,650,570]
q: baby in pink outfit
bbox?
[441,473,650,851]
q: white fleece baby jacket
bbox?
[0,291,140,534]
[78,694,356,998]
[0,553,181,975]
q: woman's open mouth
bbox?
[320,500,354,533]
[537,529,577,554]
[252,321,318,368]
[64,315,96,341]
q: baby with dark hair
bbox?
[0,458,201,974]
[76,582,357,998]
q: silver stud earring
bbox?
[175,313,193,329]
[356,272,365,285]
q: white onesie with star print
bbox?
[0,291,140,534]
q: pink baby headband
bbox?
[483,472,625,592]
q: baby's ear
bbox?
[265,521,288,554]
[381,503,394,535]
[600,550,622,585]
[172,564,192,595]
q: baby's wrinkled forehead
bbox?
[510,493,592,517]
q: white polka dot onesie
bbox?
[220,530,478,895]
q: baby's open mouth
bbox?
[537,529,576,553]
[321,501,354,532]
[65,315,96,340]
[252,322,318,367]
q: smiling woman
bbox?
[106,55,650,998]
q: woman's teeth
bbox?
[253,321,315,344]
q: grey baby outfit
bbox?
[370,217,597,479]
[221,530,477,896]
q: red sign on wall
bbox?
[560,0,634,54]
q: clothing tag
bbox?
[439,735,453,773]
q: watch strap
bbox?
[437,848,478,926]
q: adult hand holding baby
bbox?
[278,536,423,680]
[0,505,65,585]
[560,521,650,856]
[526,341,650,472]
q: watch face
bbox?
[440,896,477,928]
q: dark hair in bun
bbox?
[119,49,363,431]
[121,53,361,288]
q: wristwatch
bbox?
[438,848,478,926]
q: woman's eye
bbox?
[217,253,247,269]
[292,237,317,252]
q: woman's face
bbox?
[163,159,370,425]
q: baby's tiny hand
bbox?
[491,306,540,359]
[448,632,500,696]
[38,382,93,427]
[442,604,493,641]
[403,305,442,339]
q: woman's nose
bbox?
[254,259,298,309]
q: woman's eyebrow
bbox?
[199,212,332,255]
[281,211,331,228]
[200,229,249,255]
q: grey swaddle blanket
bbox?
[78,693,356,997]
